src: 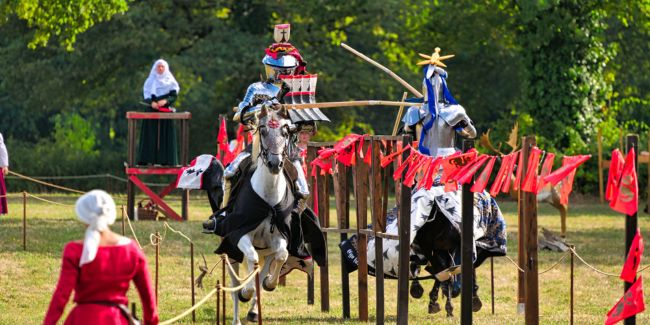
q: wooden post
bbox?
[22,191,27,251]
[121,205,126,236]
[570,245,574,325]
[333,162,351,319]
[461,139,475,325]
[191,242,196,323]
[624,134,639,325]
[491,257,495,315]
[523,136,539,325]
[155,231,160,305]
[598,129,604,204]
[127,118,136,220]
[317,167,330,312]
[354,141,370,321]
[517,139,528,314]
[370,137,385,325]
[396,135,411,325]
[216,280,220,325]
[306,146,317,305]
[221,255,226,325]
[255,263,262,325]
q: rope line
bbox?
[122,208,144,249]
[163,221,193,244]
[503,255,525,273]
[6,173,170,186]
[223,254,247,282]
[25,192,74,206]
[158,264,260,325]
[9,171,85,194]
[538,251,570,275]
[158,288,217,325]
[569,247,618,277]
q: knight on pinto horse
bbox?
[341,47,508,317]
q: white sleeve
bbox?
[0,133,8,167]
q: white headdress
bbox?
[75,190,117,266]
[143,59,180,100]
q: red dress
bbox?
[43,240,159,325]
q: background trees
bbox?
[0,0,647,195]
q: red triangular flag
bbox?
[543,154,591,186]
[513,150,525,191]
[521,147,543,193]
[471,156,497,193]
[501,151,520,194]
[404,153,426,187]
[216,117,229,160]
[610,148,638,215]
[535,152,556,194]
[416,156,433,189]
[557,156,580,205]
[394,149,417,181]
[364,144,372,165]
[606,149,625,202]
[423,157,442,190]
[441,150,477,183]
[489,153,512,197]
[456,154,490,184]
[621,229,644,283]
[381,145,410,168]
[605,277,645,325]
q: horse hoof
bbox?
[246,311,258,322]
[262,278,276,292]
[472,296,483,312]
[428,302,441,314]
[410,282,424,299]
[238,290,252,303]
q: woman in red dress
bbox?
[44,190,159,325]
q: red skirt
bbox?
[0,173,7,214]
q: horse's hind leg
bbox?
[410,263,424,298]
[246,294,259,323]
[428,280,442,314]
[237,235,259,302]
[263,237,289,291]
[445,281,454,317]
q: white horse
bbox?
[225,104,294,324]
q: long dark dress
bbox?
[137,91,178,166]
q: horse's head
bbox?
[257,104,292,174]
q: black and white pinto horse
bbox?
[205,104,295,324]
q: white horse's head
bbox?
[257,104,293,175]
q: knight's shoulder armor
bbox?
[238,82,281,111]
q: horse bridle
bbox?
[257,119,290,168]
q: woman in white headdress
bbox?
[138,59,181,166]
[44,190,158,325]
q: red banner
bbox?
[621,229,644,283]
[605,277,645,325]
[610,148,638,216]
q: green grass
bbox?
[1,192,649,324]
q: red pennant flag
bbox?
[456,154,490,184]
[521,147,543,193]
[543,154,591,186]
[216,117,229,160]
[513,151,525,191]
[605,277,645,325]
[336,143,356,166]
[441,150,477,183]
[556,156,581,205]
[621,229,644,283]
[501,151,520,194]
[606,149,625,202]
[535,152,556,193]
[471,156,497,193]
[610,148,638,215]
[404,153,427,187]
[489,154,513,197]
[416,157,433,189]
[394,149,418,180]
[381,145,411,168]
[422,157,442,190]
[364,144,372,165]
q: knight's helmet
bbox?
[263,24,302,82]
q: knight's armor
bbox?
[403,65,476,158]
[226,24,329,203]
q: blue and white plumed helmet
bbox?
[263,53,298,81]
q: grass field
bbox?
[1,192,649,324]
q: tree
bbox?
[0,0,129,50]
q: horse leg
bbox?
[263,237,289,291]
[428,279,442,314]
[472,269,483,312]
[246,293,259,323]
[445,280,454,317]
[410,263,424,298]
[227,261,242,325]
[236,235,259,302]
